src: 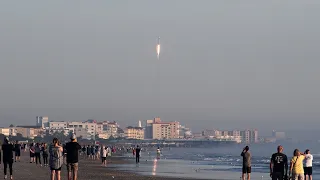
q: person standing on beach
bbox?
[35,143,42,166]
[135,145,141,163]
[304,149,313,180]
[86,145,91,159]
[65,134,81,180]
[107,146,112,157]
[42,143,49,166]
[156,147,161,159]
[270,145,288,180]
[101,146,107,166]
[49,138,64,180]
[241,146,251,180]
[2,137,14,180]
[96,145,101,160]
[14,141,21,162]
[90,145,96,160]
[132,148,136,157]
[29,143,36,163]
[0,141,2,165]
[290,149,305,180]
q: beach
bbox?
[3,143,319,180]
[2,152,210,180]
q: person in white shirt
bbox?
[101,146,107,166]
[156,147,161,159]
[304,149,313,180]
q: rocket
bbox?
[156,37,160,60]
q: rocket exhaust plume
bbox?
[156,37,160,60]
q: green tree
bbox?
[34,136,42,142]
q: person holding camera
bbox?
[49,138,64,180]
[304,149,313,180]
[241,146,251,180]
[290,149,305,180]
[270,145,288,180]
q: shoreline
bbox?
[9,152,215,180]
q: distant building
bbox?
[144,118,180,140]
[36,116,49,129]
[0,128,10,136]
[179,125,191,138]
[272,130,286,140]
[202,129,215,137]
[202,129,222,137]
[117,128,125,138]
[144,119,154,139]
[49,121,68,130]
[231,130,241,137]
[240,129,258,144]
[75,128,92,139]
[152,121,179,140]
[125,126,144,140]
[15,126,43,139]
[138,120,142,128]
[192,132,203,139]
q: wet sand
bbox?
[2,151,211,180]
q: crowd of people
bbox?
[241,145,313,180]
[0,134,117,180]
[1,135,314,180]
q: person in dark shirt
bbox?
[2,137,14,180]
[270,145,288,180]
[241,146,251,180]
[135,145,141,163]
[86,145,91,159]
[29,143,35,163]
[34,143,42,166]
[14,141,21,162]
[41,143,49,166]
[90,145,95,160]
[65,134,81,180]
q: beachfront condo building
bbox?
[49,121,68,130]
[125,126,144,140]
[144,118,180,140]
[202,129,258,144]
[152,121,180,140]
[96,121,119,138]
[240,129,258,144]
[48,120,120,140]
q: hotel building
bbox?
[125,126,144,140]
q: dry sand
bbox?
[0,151,210,180]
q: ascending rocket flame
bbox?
[156,37,160,60]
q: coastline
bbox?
[11,152,215,180]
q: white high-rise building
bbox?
[138,120,142,128]
[36,116,49,129]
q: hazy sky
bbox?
[0,1,319,135]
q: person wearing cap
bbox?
[65,134,81,180]
[241,146,251,180]
[270,145,288,180]
[2,137,14,180]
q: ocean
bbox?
[113,142,320,179]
